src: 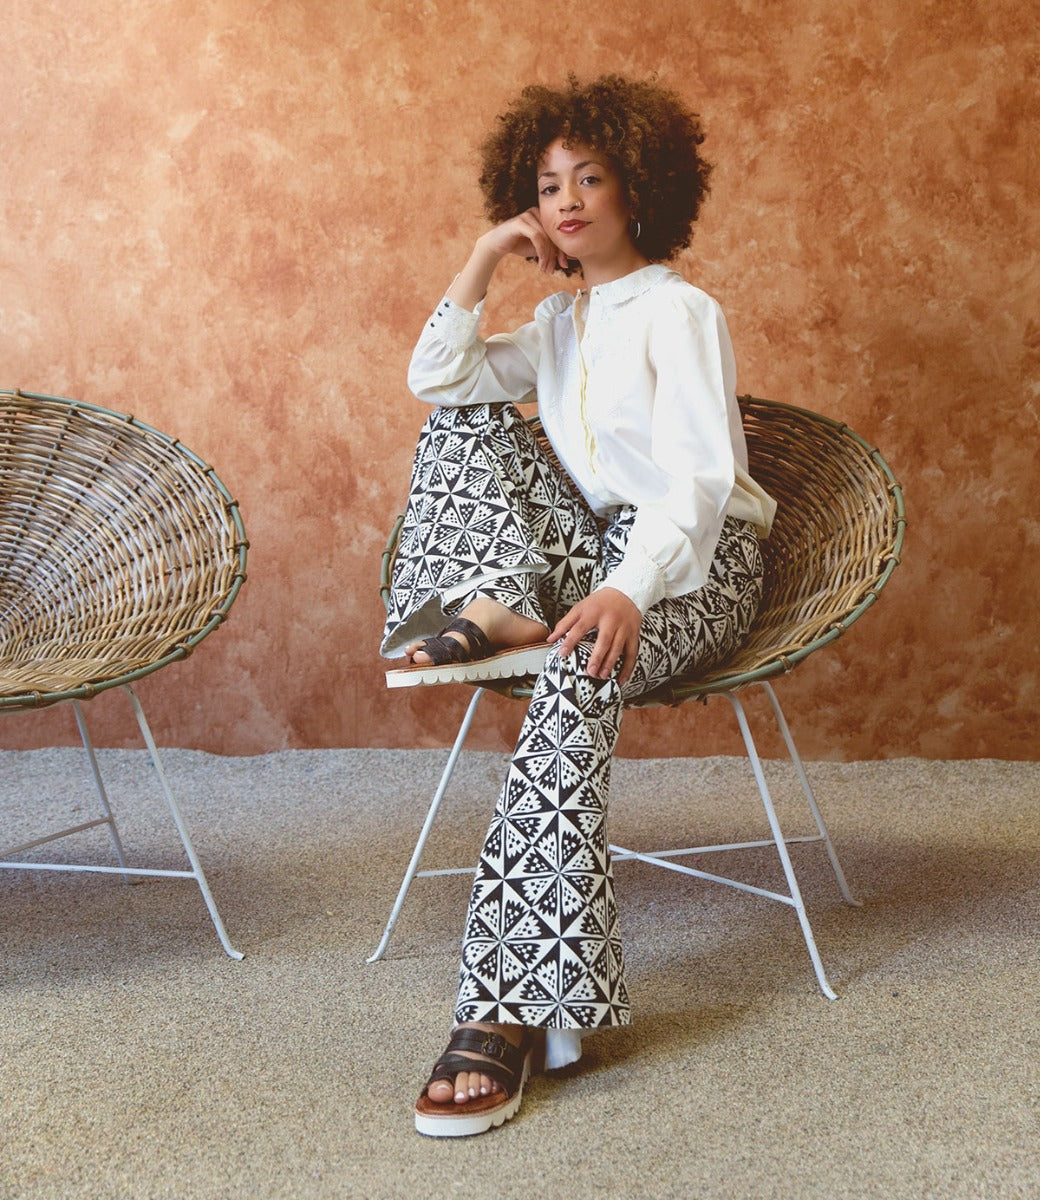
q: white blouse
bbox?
[408,263,775,613]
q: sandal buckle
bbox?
[480,1033,508,1060]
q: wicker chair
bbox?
[0,388,248,958]
[369,396,905,998]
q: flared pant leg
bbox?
[380,403,603,657]
[454,512,764,1031]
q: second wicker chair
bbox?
[0,388,248,958]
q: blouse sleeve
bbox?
[407,296,542,408]
[599,290,742,612]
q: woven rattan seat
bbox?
[634,394,904,702]
[370,396,905,997]
[0,388,248,957]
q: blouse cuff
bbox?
[599,542,667,615]
[424,295,482,354]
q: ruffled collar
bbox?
[577,263,677,307]
[538,263,678,320]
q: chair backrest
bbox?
[0,389,248,710]
[663,394,905,700]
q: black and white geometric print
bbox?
[381,403,602,656]
[382,401,764,1030]
[455,639,630,1028]
[453,522,762,1030]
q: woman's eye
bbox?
[581,175,601,186]
[540,184,559,196]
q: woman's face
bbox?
[536,139,639,281]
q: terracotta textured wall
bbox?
[1,0,1036,759]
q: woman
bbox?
[381,74,775,1137]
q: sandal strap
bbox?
[413,633,470,667]
[426,1053,517,1095]
[425,1028,530,1095]
[413,617,493,668]
[442,616,492,660]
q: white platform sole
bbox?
[385,643,550,689]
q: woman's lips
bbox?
[557,220,588,234]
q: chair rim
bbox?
[650,395,906,702]
[381,395,906,703]
[0,387,249,711]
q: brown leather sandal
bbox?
[414,1026,534,1138]
[385,617,549,689]
[408,616,493,665]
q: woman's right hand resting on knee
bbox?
[550,587,642,685]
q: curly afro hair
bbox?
[478,74,712,264]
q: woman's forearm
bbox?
[445,237,505,312]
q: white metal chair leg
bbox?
[123,686,243,960]
[72,699,133,881]
[725,691,838,999]
[759,681,860,907]
[0,686,243,960]
[1,702,135,874]
[366,687,486,963]
[368,683,851,997]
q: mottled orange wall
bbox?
[1,0,1036,759]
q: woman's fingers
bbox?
[586,628,615,679]
[518,211,558,272]
[508,208,565,273]
[481,208,569,275]
[548,607,586,656]
[617,628,640,686]
[549,590,642,682]
[588,625,633,681]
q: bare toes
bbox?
[427,1078,454,1103]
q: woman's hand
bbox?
[448,210,567,309]
[549,587,642,685]
[478,208,569,275]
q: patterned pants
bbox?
[382,404,763,1030]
